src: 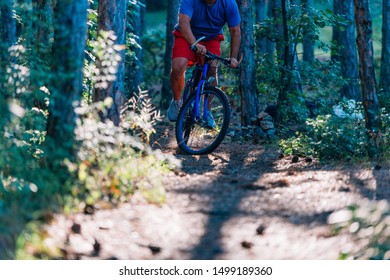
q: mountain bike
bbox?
[175,36,240,155]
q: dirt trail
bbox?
[45,121,390,260]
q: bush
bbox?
[71,97,178,207]
[279,99,368,161]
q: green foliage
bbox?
[279,100,368,161]
[329,200,390,260]
[254,4,345,122]
[141,27,166,85]
[0,1,179,259]
[70,98,177,207]
[123,91,162,143]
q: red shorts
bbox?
[172,30,224,66]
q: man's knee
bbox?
[171,58,188,77]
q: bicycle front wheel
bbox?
[175,86,230,155]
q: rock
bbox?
[292,155,299,163]
[253,127,267,144]
[149,245,162,255]
[256,225,266,235]
[260,115,275,131]
[92,239,101,256]
[241,241,253,249]
[71,223,81,234]
[68,235,94,255]
[84,205,95,215]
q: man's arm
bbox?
[229,25,241,68]
[178,14,207,55]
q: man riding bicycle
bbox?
[167,0,241,126]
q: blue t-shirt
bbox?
[175,0,241,41]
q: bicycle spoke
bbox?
[176,87,230,154]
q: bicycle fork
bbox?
[194,63,209,123]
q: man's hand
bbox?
[229,57,239,68]
[195,43,207,55]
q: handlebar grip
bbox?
[190,36,206,52]
[190,45,197,52]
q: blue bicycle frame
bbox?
[181,62,210,125]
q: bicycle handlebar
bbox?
[190,36,240,69]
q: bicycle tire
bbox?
[175,86,230,155]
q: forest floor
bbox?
[43,120,390,260]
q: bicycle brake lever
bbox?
[190,36,206,52]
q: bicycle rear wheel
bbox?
[175,86,230,155]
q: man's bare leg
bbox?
[170,57,189,101]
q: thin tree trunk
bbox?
[277,0,303,123]
[380,0,390,98]
[46,0,88,160]
[332,0,341,61]
[273,0,284,62]
[354,0,380,157]
[238,0,258,126]
[94,0,128,125]
[302,0,314,62]
[277,0,292,122]
[334,0,360,101]
[0,0,16,70]
[126,1,143,98]
[0,0,16,120]
[160,0,180,109]
[0,0,16,53]
[255,0,268,55]
[32,0,53,59]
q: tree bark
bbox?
[255,0,268,55]
[276,0,303,123]
[302,0,314,62]
[380,0,390,98]
[272,0,284,62]
[238,0,258,126]
[32,0,53,59]
[354,0,380,157]
[333,0,360,101]
[160,0,180,109]
[0,0,16,71]
[0,0,16,53]
[94,0,128,125]
[126,1,144,98]
[0,0,16,119]
[46,0,88,159]
[331,0,340,61]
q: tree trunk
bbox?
[255,0,268,55]
[302,0,314,62]
[46,0,88,160]
[354,0,380,158]
[94,0,128,125]
[238,0,258,126]
[160,0,180,109]
[0,0,16,70]
[276,0,303,123]
[272,0,284,62]
[331,0,340,61]
[32,0,53,59]
[0,0,16,53]
[334,0,360,101]
[0,0,16,120]
[380,0,390,98]
[126,1,144,98]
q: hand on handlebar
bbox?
[229,57,239,69]
[195,43,207,55]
